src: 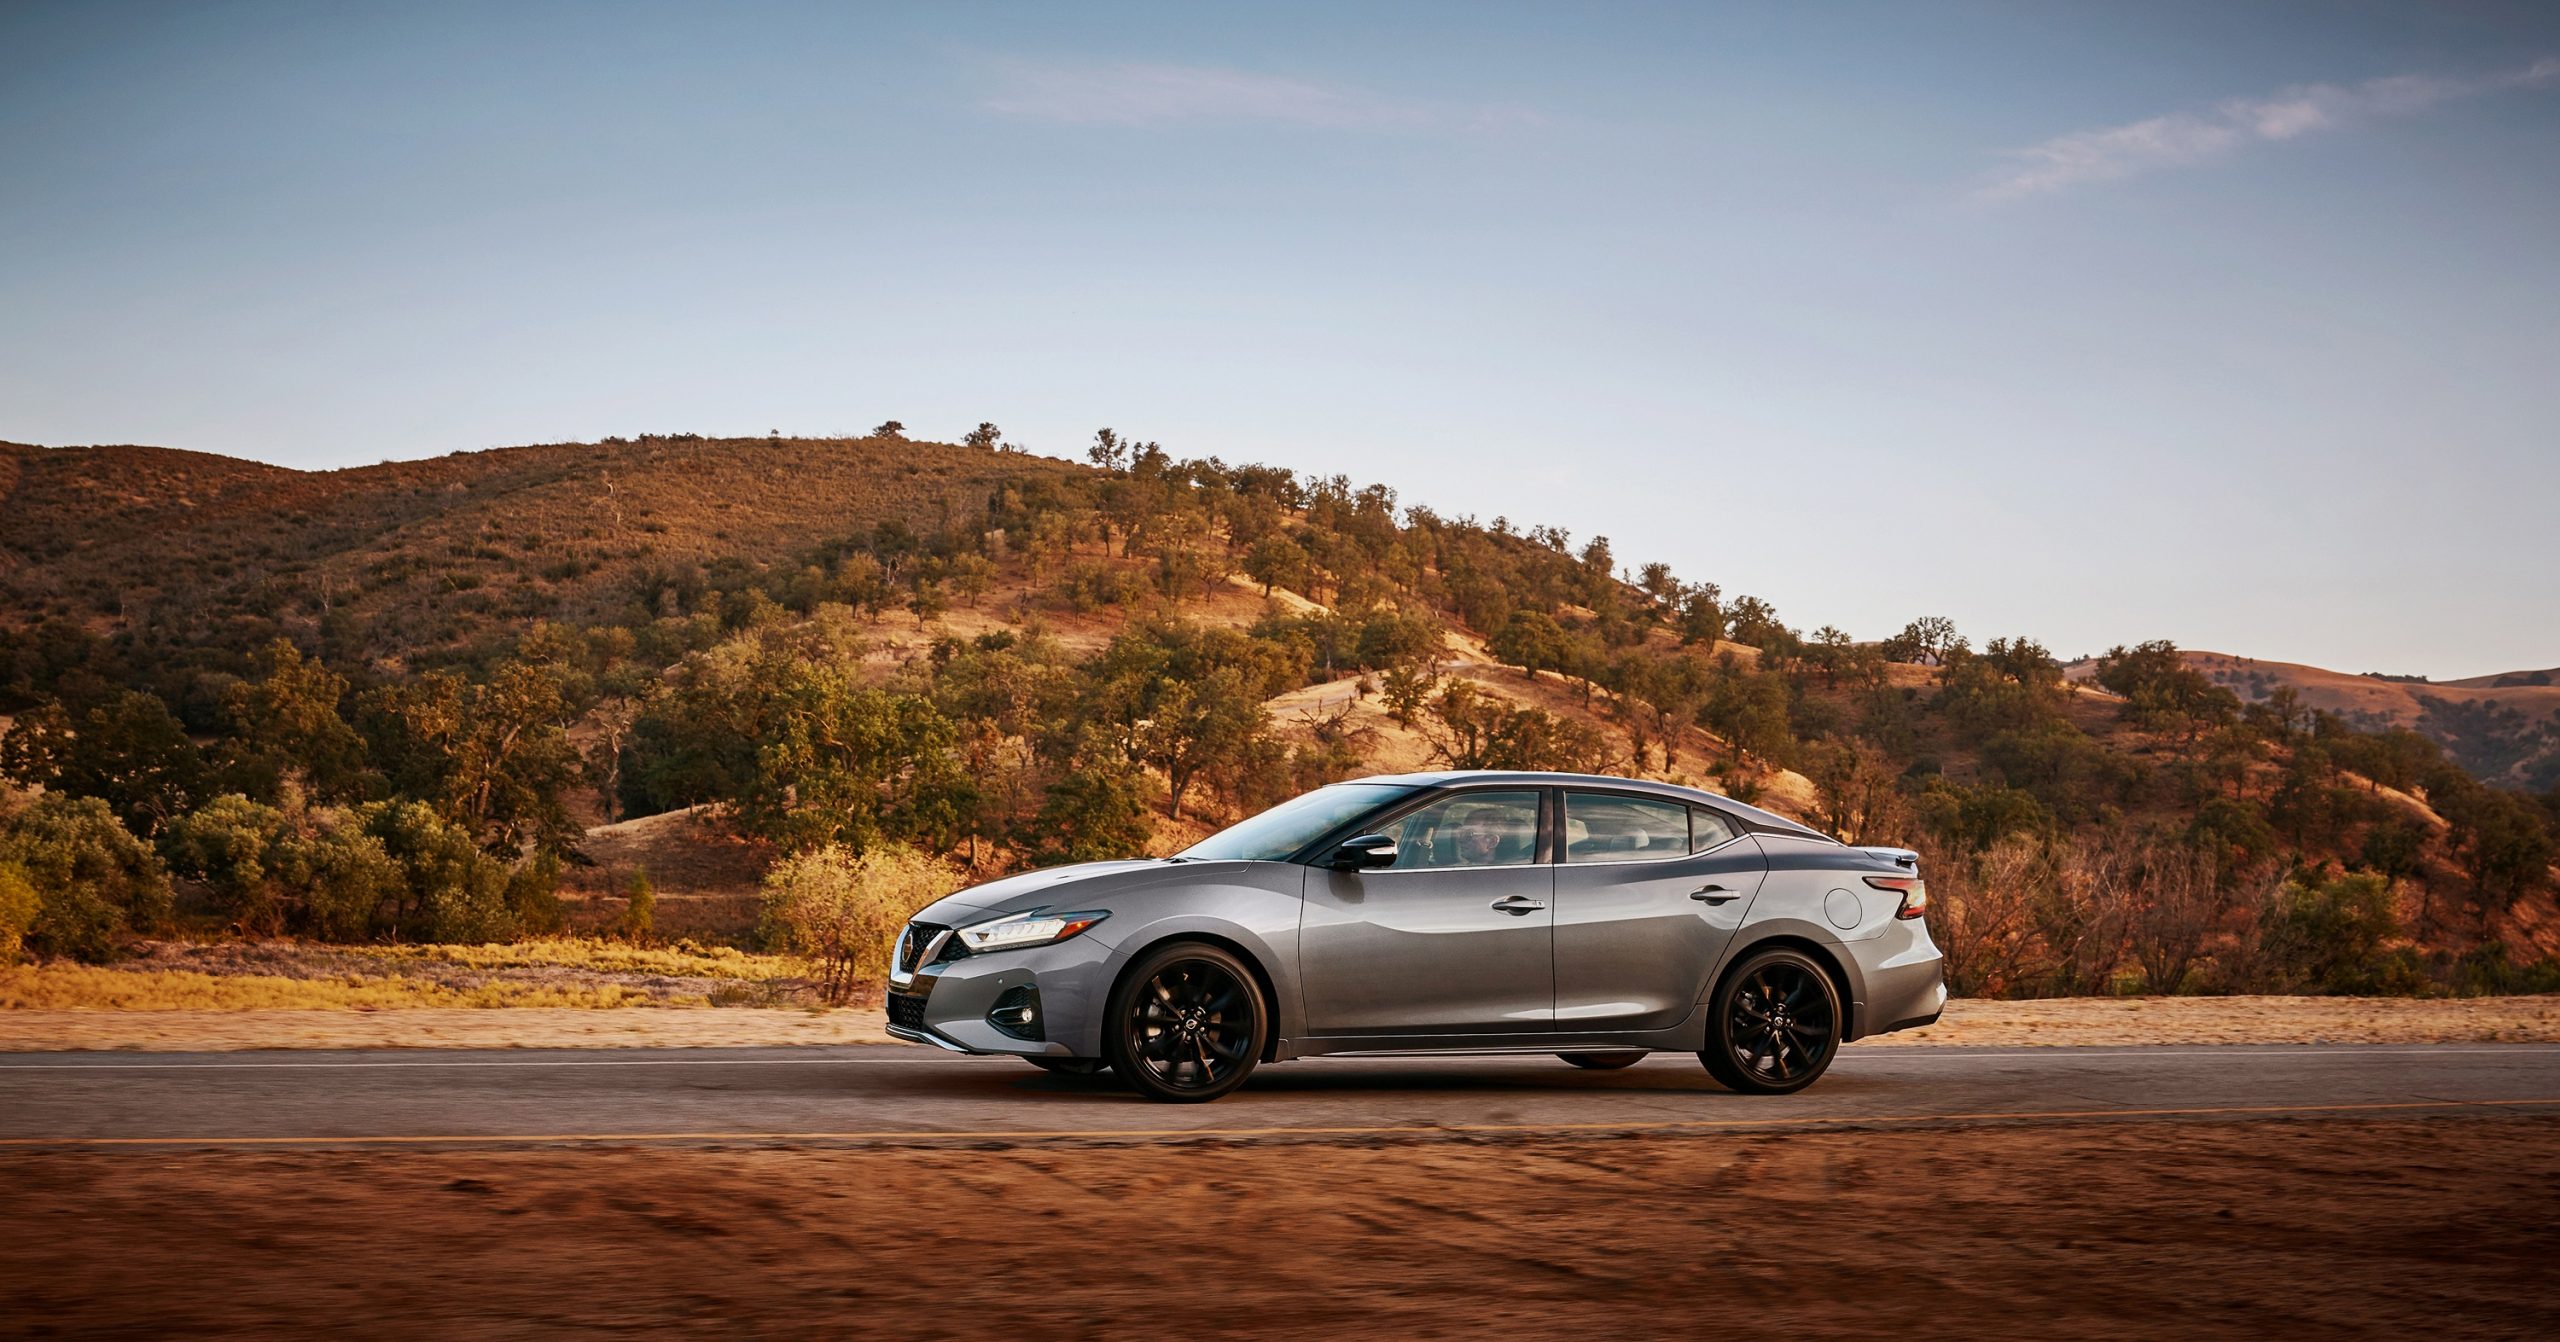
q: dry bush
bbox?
[1923,835,2044,997]
[758,843,959,1004]
[2031,833,2133,995]
[2120,836,2235,994]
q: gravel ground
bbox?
[6,1117,2556,1339]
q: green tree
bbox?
[1490,610,1570,681]
[0,691,206,838]
[2257,871,2408,994]
[2095,640,2240,745]
[1022,755,1155,865]
[1881,616,1965,665]
[361,800,514,943]
[1137,667,1271,820]
[1726,596,1787,648]
[2432,773,2556,928]
[363,662,584,854]
[0,795,173,961]
[1244,532,1310,597]
[162,794,292,932]
[214,639,368,804]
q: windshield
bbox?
[1179,784,1418,863]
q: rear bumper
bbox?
[1849,920,1946,1040]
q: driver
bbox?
[1452,806,1528,866]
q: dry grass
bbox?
[0,964,671,1011]
[350,937,795,982]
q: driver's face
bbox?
[1457,818,1504,862]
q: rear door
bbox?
[1299,788,1554,1036]
[1550,791,1767,1031]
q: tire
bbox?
[1022,1057,1111,1077]
[1699,947,1843,1095]
[1558,1051,1646,1070]
[1102,942,1267,1104]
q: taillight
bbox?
[1865,875,1927,920]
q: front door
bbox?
[1299,788,1553,1036]
[1551,790,1768,1031]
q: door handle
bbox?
[1690,885,1739,904]
[1489,896,1547,915]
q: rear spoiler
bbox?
[1858,846,1920,870]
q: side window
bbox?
[1689,806,1739,853]
[1563,792,1691,863]
[1379,791,1542,870]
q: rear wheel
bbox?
[1022,1057,1111,1077]
[1102,943,1266,1104]
[1700,947,1842,1095]
[1558,1051,1645,1070]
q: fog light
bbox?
[988,985,1042,1041]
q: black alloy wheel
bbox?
[1103,943,1266,1103]
[1022,1057,1111,1076]
[1558,1052,1646,1070]
[1701,947,1842,1095]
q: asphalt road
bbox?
[4,1042,2556,1149]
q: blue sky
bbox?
[4,1,2555,678]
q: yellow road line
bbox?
[3,1097,2557,1148]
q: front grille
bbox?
[896,923,950,975]
[886,988,929,1030]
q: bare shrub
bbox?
[2121,836,2231,995]
[2037,833,2132,995]
[1921,835,2041,997]
[758,843,959,1004]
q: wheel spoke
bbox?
[1123,959,1259,1092]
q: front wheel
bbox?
[1102,942,1267,1104]
[1700,947,1842,1095]
[1558,1051,1645,1070]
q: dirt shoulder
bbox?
[1897,992,2560,1047]
[3,993,2556,1053]
[5,1116,2554,1339]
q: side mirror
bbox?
[1328,834,1399,871]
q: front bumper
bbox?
[885,931,1120,1058]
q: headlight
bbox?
[955,909,1109,953]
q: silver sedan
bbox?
[886,770,1947,1102]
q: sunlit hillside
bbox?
[4,432,2555,993]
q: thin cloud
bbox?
[981,58,1540,132]
[1976,57,2560,201]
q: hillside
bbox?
[4,433,2555,993]
[2064,651,2560,792]
[1,434,1084,679]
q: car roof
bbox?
[1344,770,1835,843]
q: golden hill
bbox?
[2063,650,2560,792]
[2,434,1081,664]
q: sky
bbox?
[3,0,2556,680]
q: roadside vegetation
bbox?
[2,430,2555,1003]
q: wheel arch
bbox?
[1112,930,1288,1063]
[1712,933,1861,1042]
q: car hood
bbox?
[913,858,1204,925]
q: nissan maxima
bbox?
[885,770,1946,1102]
